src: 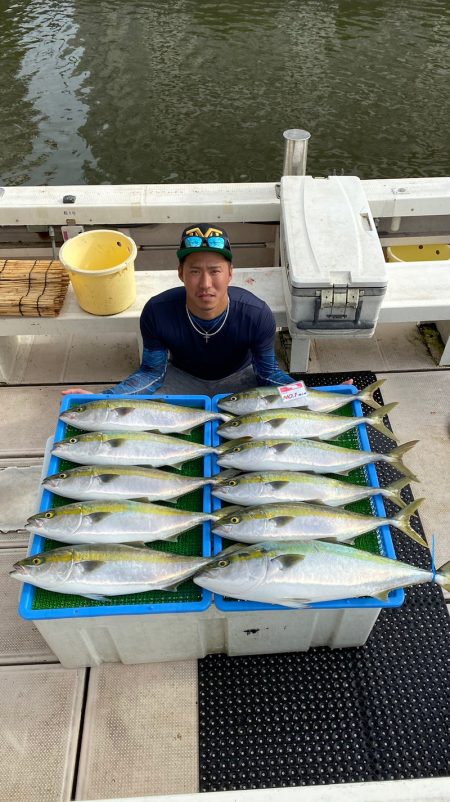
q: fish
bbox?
[218,379,385,415]
[193,540,450,607]
[217,403,397,441]
[60,399,231,434]
[212,471,410,509]
[52,431,215,468]
[43,465,220,503]
[212,498,426,547]
[216,437,419,480]
[25,501,216,545]
[10,543,212,599]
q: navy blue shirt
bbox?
[140,286,276,381]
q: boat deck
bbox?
[0,323,449,802]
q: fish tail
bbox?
[391,498,427,547]
[365,402,398,440]
[436,560,450,591]
[379,477,411,509]
[385,440,420,481]
[356,379,386,409]
[210,469,240,484]
[214,437,251,454]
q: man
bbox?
[65,223,294,396]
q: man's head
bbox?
[177,224,233,318]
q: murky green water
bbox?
[0,0,449,185]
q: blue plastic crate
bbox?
[210,386,405,612]
[19,394,214,620]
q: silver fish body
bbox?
[10,543,211,598]
[60,399,231,433]
[212,471,409,509]
[217,437,419,480]
[218,380,384,415]
[212,499,426,547]
[52,431,214,467]
[194,540,450,607]
[26,501,215,544]
[43,465,213,502]
[217,403,397,442]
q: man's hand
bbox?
[341,379,354,385]
[61,388,94,395]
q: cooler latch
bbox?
[319,286,360,319]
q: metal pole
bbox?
[282,129,311,176]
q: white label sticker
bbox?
[277,380,308,402]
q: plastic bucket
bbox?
[59,230,137,315]
[386,243,450,262]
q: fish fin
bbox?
[267,418,290,429]
[273,443,293,454]
[114,407,136,416]
[127,541,148,548]
[437,560,450,591]
[386,441,420,481]
[108,439,127,448]
[170,461,185,471]
[365,403,398,440]
[391,498,427,547]
[134,496,153,503]
[78,560,106,573]
[98,474,118,484]
[217,413,234,423]
[273,516,296,528]
[270,554,305,569]
[266,393,283,402]
[279,598,312,608]
[162,534,180,542]
[87,512,111,523]
[357,379,385,409]
[380,477,411,508]
[268,481,290,490]
[211,469,240,484]
[83,593,112,602]
[371,591,391,601]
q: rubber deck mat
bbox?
[198,371,450,790]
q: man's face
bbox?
[179,251,232,318]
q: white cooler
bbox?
[280,175,387,337]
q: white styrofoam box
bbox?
[280,175,387,335]
[33,603,380,668]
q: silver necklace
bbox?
[185,300,230,344]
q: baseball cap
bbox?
[177,224,233,262]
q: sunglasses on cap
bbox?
[182,227,230,250]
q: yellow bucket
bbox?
[59,230,137,315]
[386,243,450,262]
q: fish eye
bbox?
[217,559,230,568]
[44,511,54,519]
[75,405,86,412]
[232,446,241,453]
[69,438,78,444]
[32,557,42,566]
[58,473,67,479]
[229,396,237,402]
[228,479,238,487]
[231,421,240,427]
[230,516,240,524]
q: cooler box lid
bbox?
[281,175,387,290]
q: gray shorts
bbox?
[156,363,258,397]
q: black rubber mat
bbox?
[198,371,450,790]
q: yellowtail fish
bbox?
[10,543,211,600]
[25,501,217,545]
[218,380,385,415]
[60,399,231,434]
[216,437,419,480]
[194,540,450,607]
[42,465,234,503]
[217,403,397,441]
[212,471,410,509]
[52,431,215,468]
[212,499,426,547]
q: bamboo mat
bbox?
[0,259,70,316]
